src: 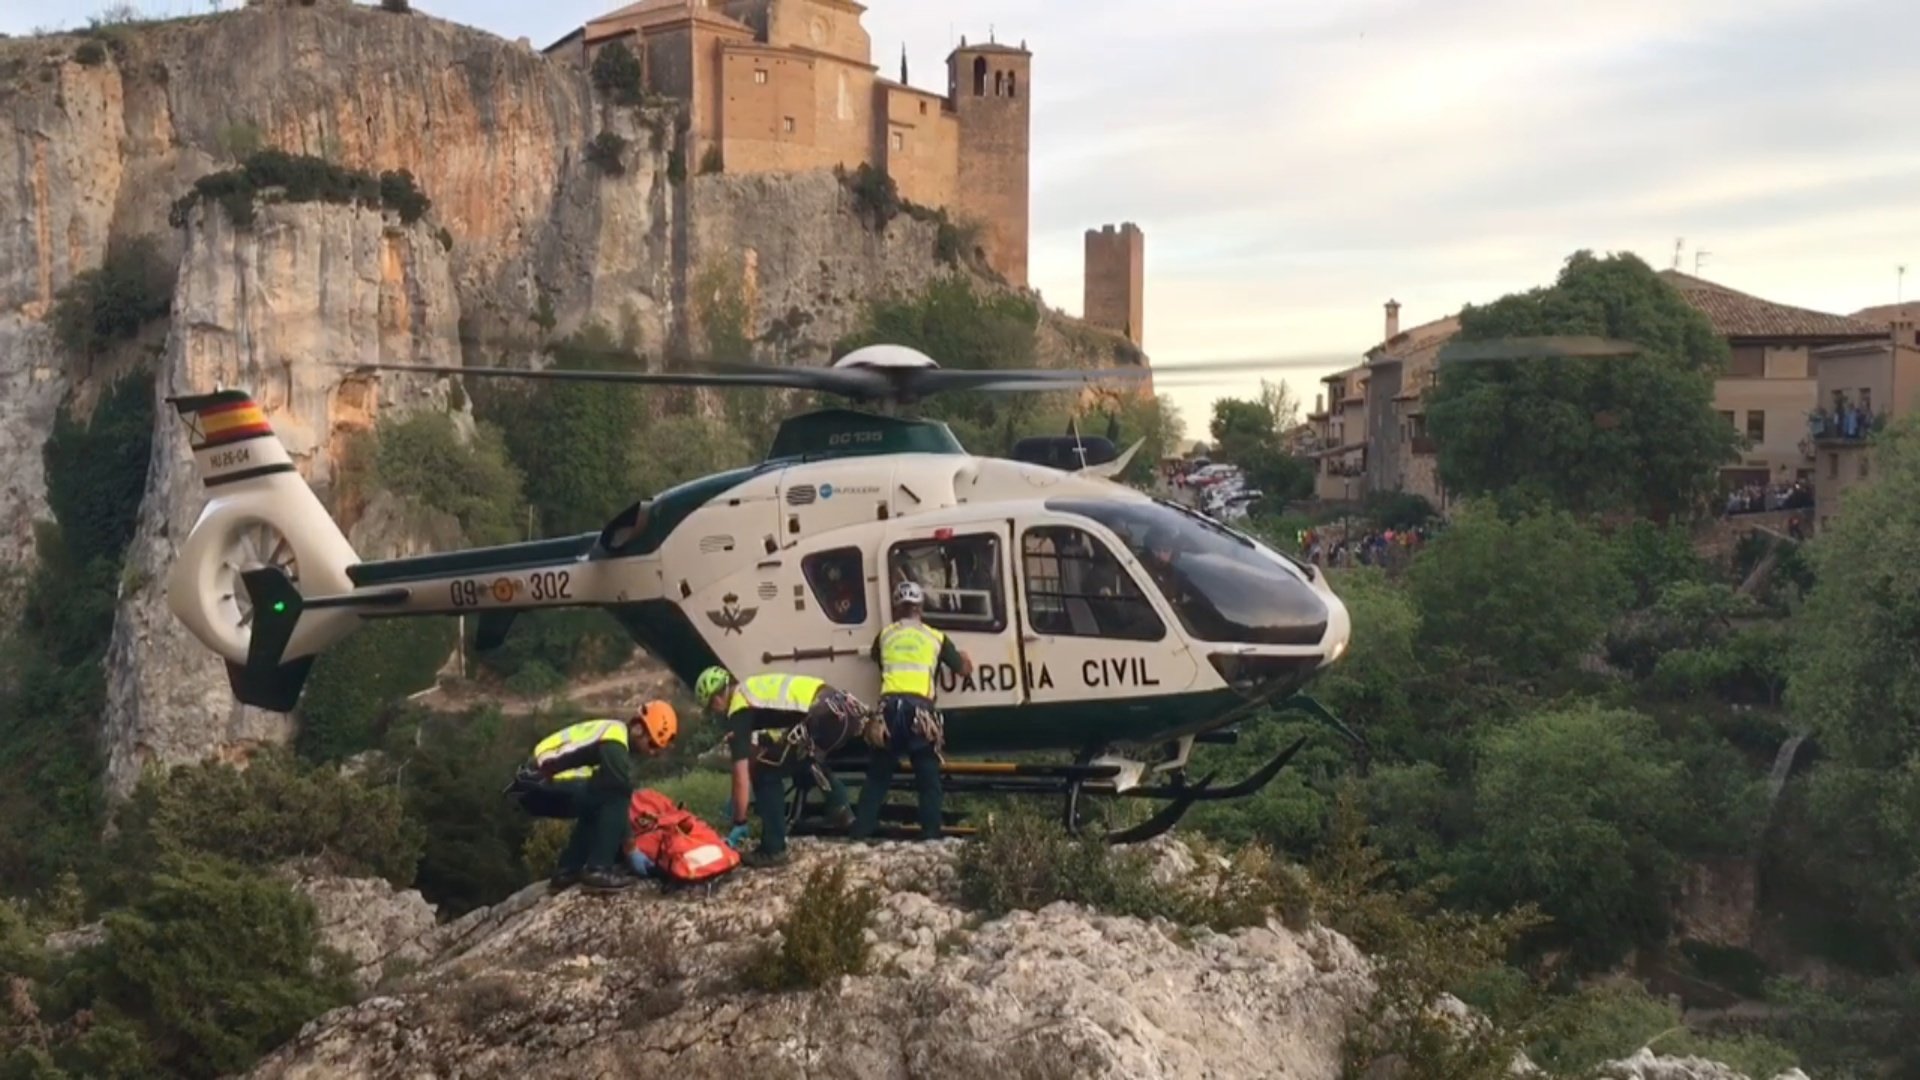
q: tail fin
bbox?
[164,390,364,711]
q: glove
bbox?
[628,850,655,876]
[726,823,751,850]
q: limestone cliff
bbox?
[248,840,1375,1080]
[0,0,1139,794]
[100,198,462,796]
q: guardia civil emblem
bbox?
[706,592,758,635]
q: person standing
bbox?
[850,581,971,842]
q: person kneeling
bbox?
[506,701,678,894]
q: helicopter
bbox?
[162,335,1631,841]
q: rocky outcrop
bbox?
[247,839,1375,1080]
[1593,1047,1810,1080]
[99,199,462,797]
[282,868,441,994]
[0,319,65,592]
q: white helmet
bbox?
[893,580,925,607]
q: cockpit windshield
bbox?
[1048,498,1329,646]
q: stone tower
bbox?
[1084,223,1145,347]
[948,39,1031,288]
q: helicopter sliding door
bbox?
[1014,518,1200,712]
[881,521,1027,710]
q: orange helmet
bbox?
[633,700,678,751]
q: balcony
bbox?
[1808,407,1883,445]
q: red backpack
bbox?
[626,790,741,884]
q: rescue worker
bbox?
[506,701,679,893]
[850,581,972,842]
[693,666,867,868]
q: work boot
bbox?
[826,806,855,830]
[580,868,639,893]
[743,847,791,870]
[549,868,583,892]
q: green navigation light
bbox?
[272,601,287,613]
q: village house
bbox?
[1657,270,1887,492]
[1808,303,1920,530]
[1307,300,1458,507]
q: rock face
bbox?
[99,199,461,796]
[1593,1047,1810,1080]
[247,840,1374,1080]
[283,868,442,994]
[0,319,65,592]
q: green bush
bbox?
[589,42,644,106]
[49,235,174,357]
[359,411,526,546]
[102,750,424,893]
[296,618,457,762]
[169,150,432,229]
[73,41,107,66]
[841,162,900,229]
[379,0,410,11]
[92,854,355,1078]
[740,859,878,991]
[585,131,629,176]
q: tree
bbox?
[1785,412,1920,961]
[1464,704,1688,967]
[1404,502,1625,679]
[1207,380,1313,503]
[1424,251,1738,519]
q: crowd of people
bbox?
[1809,393,1876,441]
[1723,479,1812,516]
[1293,523,1437,569]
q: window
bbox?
[781,116,795,133]
[1746,410,1765,443]
[753,68,768,84]
[1007,71,1017,98]
[891,131,904,151]
[1021,526,1165,641]
[1048,499,1329,646]
[972,56,987,96]
[1729,346,1766,377]
[1718,409,1736,429]
[802,547,866,626]
[888,533,1005,633]
[918,101,928,115]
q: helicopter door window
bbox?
[801,547,867,626]
[1020,526,1165,642]
[887,534,1006,633]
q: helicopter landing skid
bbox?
[792,734,1311,845]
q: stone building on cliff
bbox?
[546,0,1034,288]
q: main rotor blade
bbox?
[919,367,1157,393]
[1437,336,1642,364]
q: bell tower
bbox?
[947,36,1031,288]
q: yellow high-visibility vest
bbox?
[879,620,945,698]
[532,719,628,782]
[727,673,826,717]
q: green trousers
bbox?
[552,780,633,873]
[849,748,943,840]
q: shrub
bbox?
[361,412,526,546]
[699,144,724,174]
[296,618,457,762]
[92,854,355,1078]
[73,41,107,66]
[740,859,877,991]
[585,130,628,176]
[169,151,433,229]
[842,162,900,229]
[528,292,557,334]
[666,148,686,184]
[48,234,175,357]
[102,750,425,894]
[380,0,410,11]
[589,42,644,106]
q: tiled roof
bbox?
[1851,302,1920,326]
[1658,270,1885,340]
[1366,314,1459,373]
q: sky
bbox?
[9,0,1919,435]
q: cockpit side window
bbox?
[1020,526,1165,641]
[887,533,1006,633]
[802,547,867,626]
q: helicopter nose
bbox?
[1316,580,1351,667]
